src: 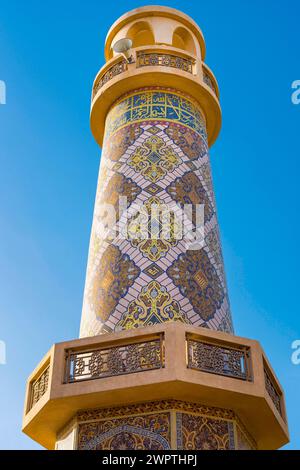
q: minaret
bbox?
[23,6,289,450]
[80,6,233,338]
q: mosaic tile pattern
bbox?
[104,89,207,140]
[75,400,256,450]
[76,400,236,423]
[176,412,235,450]
[78,412,171,450]
[80,88,233,337]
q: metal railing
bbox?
[29,364,50,410]
[92,59,127,99]
[136,51,194,73]
[202,65,218,96]
[91,48,219,101]
[187,336,252,381]
[264,365,283,418]
[64,334,164,383]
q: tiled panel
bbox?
[80,89,233,337]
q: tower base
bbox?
[22,322,288,450]
[57,400,256,450]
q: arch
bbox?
[172,27,196,55]
[126,21,155,48]
[82,424,171,450]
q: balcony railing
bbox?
[23,323,289,450]
[64,334,164,383]
[136,51,194,73]
[202,65,218,96]
[187,336,252,381]
[24,322,287,438]
[264,364,283,418]
[29,364,50,411]
[92,59,127,99]
[91,47,219,101]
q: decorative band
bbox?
[104,88,207,140]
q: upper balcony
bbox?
[90,46,221,148]
[92,47,219,101]
[90,6,222,148]
[23,322,288,450]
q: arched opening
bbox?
[172,27,196,55]
[126,21,155,48]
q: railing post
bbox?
[159,332,164,369]
[64,350,70,384]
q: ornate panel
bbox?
[176,412,235,450]
[97,172,142,223]
[65,337,163,382]
[88,245,140,322]
[29,366,50,410]
[127,195,181,262]
[187,338,251,380]
[103,124,144,162]
[165,124,208,160]
[137,52,194,73]
[78,412,171,450]
[80,88,233,337]
[166,171,214,223]
[167,250,225,322]
[117,281,188,329]
[93,60,127,98]
[128,134,181,183]
[203,69,217,95]
[104,89,207,140]
[73,401,256,450]
[77,400,236,423]
[264,366,283,417]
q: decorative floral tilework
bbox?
[80,89,233,337]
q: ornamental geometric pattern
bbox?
[167,249,225,322]
[78,412,171,450]
[128,134,181,183]
[165,124,208,161]
[144,182,163,196]
[104,89,207,140]
[30,366,50,410]
[117,280,188,329]
[143,263,164,280]
[77,400,236,422]
[80,88,233,337]
[177,412,235,450]
[103,124,144,162]
[74,400,256,450]
[166,171,214,223]
[88,244,140,323]
[127,196,180,262]
[97,172,142,223]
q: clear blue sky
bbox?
[0,0,299,450]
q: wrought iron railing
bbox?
[29,365,50,410]
[92,59,127,98]
[187,337,252,381]
[203,66,218,96]
[264,365,283,417]
[64,335,164,383]
[136,52,193,73]
[91,48,220,101]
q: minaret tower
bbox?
[23,6,289,450]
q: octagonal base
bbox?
[22,322,289,450]
[56,400,256,450]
